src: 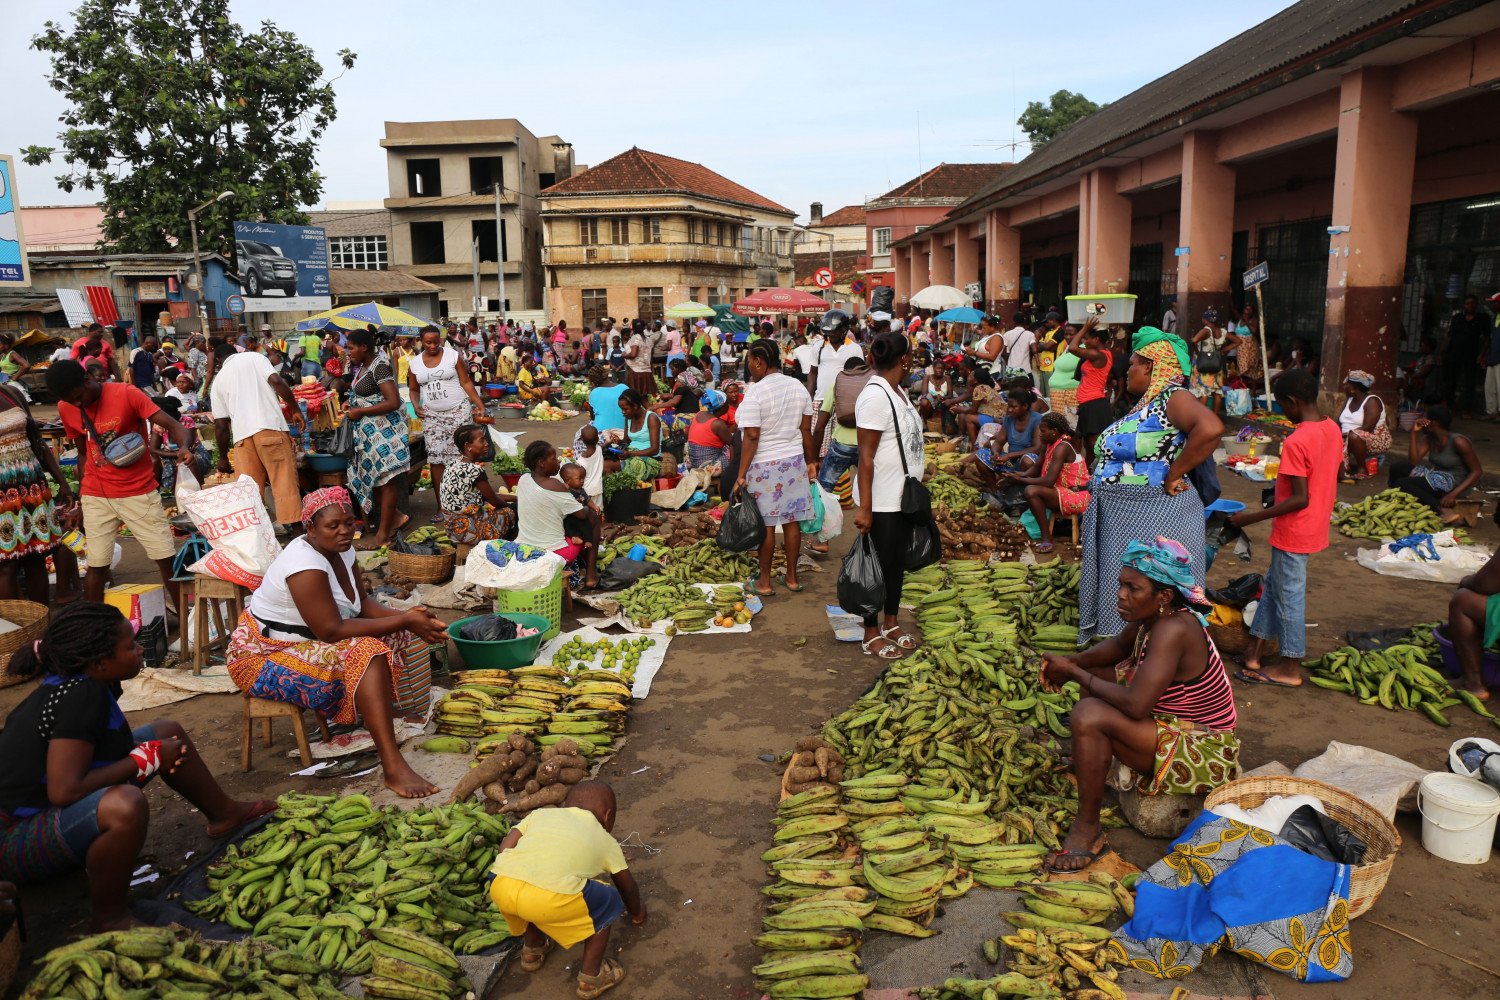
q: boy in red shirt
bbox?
[1227,368,1342,686]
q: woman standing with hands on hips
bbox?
[342,329,410,550]
[735,340,815,597]
[407,325,486,501]
[854,331,926,660]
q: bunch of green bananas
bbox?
[927,473,981,511]
[1333,488,1444,539]
[184,793,512,963]
[461,665,632,759]
[614,576,704,628]
[658,538,759,584]
[598,534,669,569]
[1305,642,1498,728]
[359,926,472,1000]
[1018,560,1082,633]
[20,927,347,1000]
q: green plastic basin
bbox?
[447,612,551,670]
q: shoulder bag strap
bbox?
[880,383,914,480]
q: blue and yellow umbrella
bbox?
[295,301,434,332]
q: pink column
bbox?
[1321,67,1417,399]
[893,246,912,314]
[1086,168,1131,294]
[987,210,1020,317]
[930,235,955,287]
[1076,177,1092,294]
[954,229,980,294]
[1176,131,1236,333]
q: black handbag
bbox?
[328,417,356,459]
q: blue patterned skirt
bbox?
[1079,481,1204,641]
[349,389,410,512]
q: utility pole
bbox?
[471,239,481,315]
[494,183,507,325]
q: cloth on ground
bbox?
[116,666,239,712]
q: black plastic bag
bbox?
[1278,804,1367,865]
[717,488,766,553]
[328,418,355,459]
[1206,573,1264,608]
[392,535,440,556]
[599,558,663,591]
[904,516,941,572]
[459,615,520,642]
[837,535,885,620]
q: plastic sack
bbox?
[1292,740,1431,820]
[800,480,826,537]
[487,426,524,457]
[717,488,766,553]
[1278,804,1368,865]
[1449,738,1500,795]
[837,534,885,620]
[1224,387,1252,416]
[391,534,440,556]
[463,540,565,592]
[328,418,355,459]
[904,516,941,572]
[1207,573,1264,609]
[459,614,520,642]
[817,484,843,542]
[177,473,282,588]
[599,558,663,592]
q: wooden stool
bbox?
[241,696,333,771]
[190,574,248,675]
[1045,511,1082,546]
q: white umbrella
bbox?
[909,285,972,311]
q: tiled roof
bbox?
[963,0,1434,208]
[542,148,794,216]
[818,205,867,228]
[329,267,442,297]
[876,163,1013,202]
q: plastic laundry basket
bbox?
[494,570,563,640]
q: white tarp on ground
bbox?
[535,624,671,698]
[1354,531,1491,584]
[577,583,762,638]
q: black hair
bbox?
[1272,368,1318,404]
[1426,404,1453,430]
[523,439,555,471]
[669,358,687,373]
[44,358,87,397]
[1008,387,1036,408]
[618,388,644,410]
[559,462,584,480]
[155,395,183,420]
[1012,311,1025,325]
[419,325,441,338]
[842,356,865,372]
[1040,411,1074,439]
[748,340,780,368]
[7,601,129,680]
[452,422,486,451]
[346,329,377,350]
[869,331,910,371]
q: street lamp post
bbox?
[188,190,235,335]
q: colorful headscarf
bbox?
[323,357,344,378]
[301,486,353,528]
[721,379,744,399]
[1122,537,1210,608]
[1132,326,1190,399]
[702,389,727,411]
[1344,370,1375,390]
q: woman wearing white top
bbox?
[407,326,486,500]
[855,331,926,659]
[735,340,815,596]
[226,487,448,799]
[515,440,601,593]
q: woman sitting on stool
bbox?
[1003,412,1090,553]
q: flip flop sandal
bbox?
[862,636,905,660]
[314,751,382,777]
[880,626,918,650]
[775,575,805,593]
[1234,667,1302,689]
[521,938,554,973]
[1044,834,1107,874]
[576,957,625,999]
[748,578,776,598]
[1034,541,1056,553]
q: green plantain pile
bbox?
[1305,642,1499,728]
[185,793,512,967]
[658,537,759,583]
[20,927,348,1000]
[1333,488,1444,539]
[927,473,981,511]
[433,664,634,759]
[358,926,474,1000]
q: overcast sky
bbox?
[2,0,1298,222]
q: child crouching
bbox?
[489,780,645,998]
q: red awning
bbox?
[731,288,829,316]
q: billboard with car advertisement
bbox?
[0,155,30,288]
[233,221,330,312]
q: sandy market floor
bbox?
[4,407,1500,1000]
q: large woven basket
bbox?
[1208,619,1276,659]
[387,546,456,584]
[0,599,49,689]
[1204,774,1399,918]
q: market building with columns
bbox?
[891,0,1500,398]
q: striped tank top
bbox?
[1128,612,1237,730]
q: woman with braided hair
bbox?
[0,602,271,929]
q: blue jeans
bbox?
[301,360,322,378]
[818,440,859,491]
[1248,546,1308,658]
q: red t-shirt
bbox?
[71,337,115,365]
[1270,417,1343,554]
[60,383,160,499]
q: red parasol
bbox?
[731,288,830,316]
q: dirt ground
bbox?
[4,409,1500,1000]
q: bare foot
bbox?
[384,761,438,799]
[1460,683,1491,701]
[205,799,276,838]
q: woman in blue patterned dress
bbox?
[1079,328,1223,642]
[343,330,410,550]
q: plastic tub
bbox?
[1065,293,1137,326]
[305,453,349,473]
[1430,625,1500,688]
[1418,772,1500,864]
[494,571,564,640]
[448,612,551,670]
[1221,436,1280,458]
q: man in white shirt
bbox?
[807,310,864,403]
[1162,298,1178,334]
[210,337,306,531]
[1000,311,1038,381]
[790,333,817,384]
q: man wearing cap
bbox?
[210,337,307,532]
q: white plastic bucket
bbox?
[1418,772,1500,864]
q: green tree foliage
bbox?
[21,0,356,255]
[1017,90,1103,149]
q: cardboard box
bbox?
[105,583,166,633]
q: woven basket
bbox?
[387,546,456,584]
[0,599,48,689]
[1208,619,1276,659]
[1204,774,1399,918]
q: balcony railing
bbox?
[543,243,752,267]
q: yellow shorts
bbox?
[82,491,176,567]
[488,875,624,949]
